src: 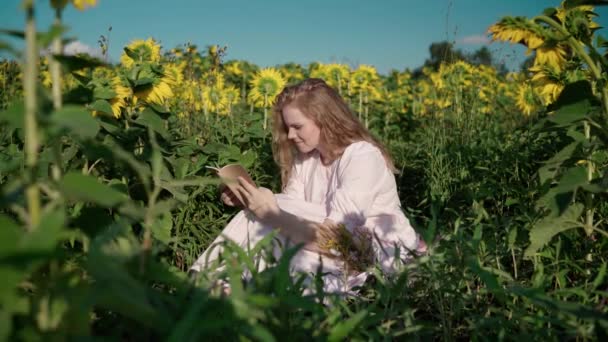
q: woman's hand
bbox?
[234,177,280,220]
[219,185,242,207]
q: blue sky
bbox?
[1,0,607,74]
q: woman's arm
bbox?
[233,177,336,255]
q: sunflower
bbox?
[533,42,568,72]
[555,3,600,35]
[222,85,240,115]
[71,0,97,11]
[132,65,175,106]
[248,68,286,129]
[225,61,243,77]
[164,62,185,85]
[488,17,546,49]
[247,68,286,108]
[515,82,541,116]
[181,80,203,113]
[201,72,228,114]
[120,38,162,69]
[91,76,131,118]
[350,65,379,91]
[529,65,564,105]
[324,64,350,91]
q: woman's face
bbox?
[282,105,321,154]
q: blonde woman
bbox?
[191,78,424,293]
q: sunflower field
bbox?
[1,0,608,340]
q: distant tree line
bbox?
[411,41,510,78]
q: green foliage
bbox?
[1,3,607,340]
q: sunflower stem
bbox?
[263,93,268,130]
[50,8,63,109]
[534,14,606,235]
[583,120,595,235]
[24,2,41,230]
[50,7,64,181]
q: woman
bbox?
[190,78,422,293]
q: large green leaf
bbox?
[89,99,114,115]
[554,166,588,193]
[87,226,170,332]
[53,53,106,73]
[328,310,368,342]
[58,172,126,207]
[547,80,596,113]
[150,213,173,245]
[50,105,100,139]
[548,99,591,127]
[93,87,117,100]
[538,142,580,184]
[525,203,584,257]
[510,286,608,322]
[538,166,588,215]
[135,108,169,140]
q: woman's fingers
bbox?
[221,192,237,206]
[233,184,251,207]
[237,177,257,193]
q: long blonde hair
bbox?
[272,78,396,189]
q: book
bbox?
[205,164,256,205]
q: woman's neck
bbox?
[317,145,345,166]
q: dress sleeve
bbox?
[281,160,305,200]
[326,143,387,229]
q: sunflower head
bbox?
[71,0,97,11]
[247,68,286,108]
[120,38,162,69]
[556,2,599,44]
[515,82,542,116]
[351,65,379,89]
[488,16,546,49]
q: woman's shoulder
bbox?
[342,140,382,158]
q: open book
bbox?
[206,164,256,205]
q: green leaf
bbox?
[89,99,114,116]
[0,214,22,257]
[549,99,590,127]
[123,46,139,61]
[468,258,501,292]
[53,54,106,73]
[554,166,587,194]
[38,24,68,48]
[0,100,24,130]
[328,310,367,342]
[542,7,558,16]
[538,166,588,215]
[50,105,100,138]
[593,263,607,290]
[135,108,169,139]
[134,78,154,87]
[150,213,173,245]
[548,80,595,113]
[538,142,580,184]
[93,87,117,100]
[508,227,517,249]
[524,203,584,258]
[58,172,126,207]
[510,286,608,322]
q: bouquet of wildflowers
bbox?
[318,224,375,274]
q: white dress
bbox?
[190,141,419,293]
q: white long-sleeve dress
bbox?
[190,141,419,293]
